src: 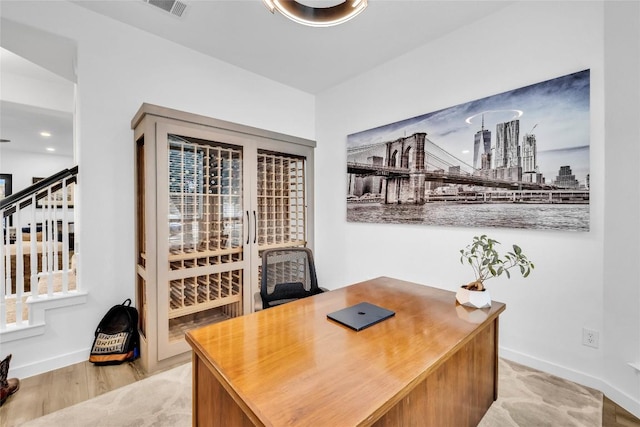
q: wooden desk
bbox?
[186,276,506,427]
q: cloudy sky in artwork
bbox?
[347,69,590,183]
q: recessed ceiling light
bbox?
[46,147,56,152]
[40,131,52,137]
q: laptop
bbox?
[327,302,395,331]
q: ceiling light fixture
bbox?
[263,0,368,28]
[46,147,56,152]
[40,131,52,137]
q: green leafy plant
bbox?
[459,235,534,291]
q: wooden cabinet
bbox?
[132,104,314,372]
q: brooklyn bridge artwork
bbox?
[347,69,590,231]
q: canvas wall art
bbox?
[346,69,590,231]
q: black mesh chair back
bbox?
[260,247,323,309]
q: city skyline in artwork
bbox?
[346,69,590,231]
[348,69,590,185]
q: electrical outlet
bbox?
[582,328,599,348]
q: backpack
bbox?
[89,298,139,365]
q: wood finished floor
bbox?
[604,396,640,427]
[1,360,639,427]
[1,360,148,427]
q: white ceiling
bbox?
[73,0,513,94]
[0,48,74,157]
[1,1,512,160]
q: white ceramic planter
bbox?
[455,287,491,309]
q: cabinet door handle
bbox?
[246,210,250,245]
[253,210,257,244]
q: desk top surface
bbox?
[186,276,505,426]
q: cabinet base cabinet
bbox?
[138,335,191,374]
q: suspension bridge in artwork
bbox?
[346,132,588,205]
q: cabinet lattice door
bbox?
[256,150,306,250]
[166,135,244,340]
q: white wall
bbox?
[602,0,640,416]
[316,0,639,417]
[1,1,315,377]
[1,72,74,113]
[1,150,73,193]
[1,17,77,83]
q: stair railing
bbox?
[1,166,78,330]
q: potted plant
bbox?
[457,235,534,308]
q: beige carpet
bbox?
[23,358,602,427]
[479,359,602,427]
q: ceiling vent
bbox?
[143,0,187,18]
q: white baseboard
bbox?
[10,347,91,379]
[500,346,640,419]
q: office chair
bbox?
[258,247,324,309]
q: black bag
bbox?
[89,299,139,365]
